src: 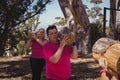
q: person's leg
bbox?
[30,58,44,80]
[38,58,46,79]
[39,58,45,73]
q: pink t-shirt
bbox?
[43,42,72,80]
[31,39,47,59]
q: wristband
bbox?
[99,69,107,77]
[72,42,77,46]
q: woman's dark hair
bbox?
[46,25,57,35]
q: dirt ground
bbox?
[0,54,100,80]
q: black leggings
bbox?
[30,57,45,80]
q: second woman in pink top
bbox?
[43,25,78,80]
[25,28,48,80]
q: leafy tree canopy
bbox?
[0,0,52,56]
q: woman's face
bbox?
[37,29,45,39]
[48,28,58,43]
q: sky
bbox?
[38,0,64,29]
[38,0,110,30]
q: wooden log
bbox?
[104,43,120,74]
[92,37,119,54]
[92,37,120,75]
[65,33,75,45]
[58,27,75,45]
[92,52,101,61]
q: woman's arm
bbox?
[99,57,110,80]
[100,71,110,80]
[100,69,118,80]
[25,39,32,49]
[98,57,118,80]
[49,43,65,63]
[25,32,35,49]
[36,39,48,46]
[49,37,66,63]
[71,43,78,59]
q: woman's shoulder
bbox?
[43,39,48,43]
[44,41,50,46]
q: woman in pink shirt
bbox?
[25,28,48,80]
[43,25,78,80]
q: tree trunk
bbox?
[69,0,90,54]
[116,0,120,40]
[0,13,11,56]
[0,25,9,56]
[58,0,90,54]
[69,0,89,29]
[109,0,116,39]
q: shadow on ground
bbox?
[0,56,31,80]
[0,54,100,80]
[70,53,100,80]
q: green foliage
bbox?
[16,41,25,55]
[90,23,102,44]
[6,15,40,56]
[88,23,103,52]
[53,17,67,26]
[86,5,103,23]
[0,0,52,56]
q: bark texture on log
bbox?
[92,37,119,54]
